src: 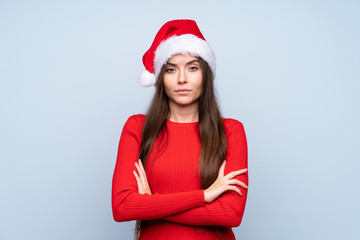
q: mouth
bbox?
[175,89,191,93]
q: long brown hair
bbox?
[135,56,227,239]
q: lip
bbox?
[175,89,191,93]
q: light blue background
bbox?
[1,0,359,239]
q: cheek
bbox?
[196,86,203,99]
[163,77,173,97]
[193,74,203,95]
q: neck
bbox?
[168,101,199,123]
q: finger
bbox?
[136,162,150,191]
[134,162,141,175]
[228,185,243,196]
[138,159,147,178]
[218,160,226,178]
[225,168,248,180]
[137,160,147,182]
[133,170,141,184]
[133,171,145,194]
[228,179,248,189]
[135,162,146,185]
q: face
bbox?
[163,54,203,110]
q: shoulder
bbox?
[222,118,247,150]
[222,118,245,133]
[123,114,146,131]
[126,114,146,125]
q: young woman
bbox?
[112,19,248,240]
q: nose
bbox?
[178,68,187,84]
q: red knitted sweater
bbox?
[112,114,248,240]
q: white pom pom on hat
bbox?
[138,70,156,87]
[138,19,216,87]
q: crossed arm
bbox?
[112,116,248,227]
[134,157,248,226]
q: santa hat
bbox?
[139,19,216,87]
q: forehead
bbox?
[167,54,198,64]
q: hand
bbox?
[133,159,152,195]
[204,160,248,203]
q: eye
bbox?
[166,67,176,73]
[189,66,198,71]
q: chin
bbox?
[169,96,199,108]
[176,102,192,106]
[175,99,198,107]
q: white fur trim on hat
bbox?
[153,34,216,78]
[138,70,156,87]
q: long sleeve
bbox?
[162,121,248,227]
[111,115,205,222]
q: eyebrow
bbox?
[166,60,199,66]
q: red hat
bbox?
[139,19,216,86]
